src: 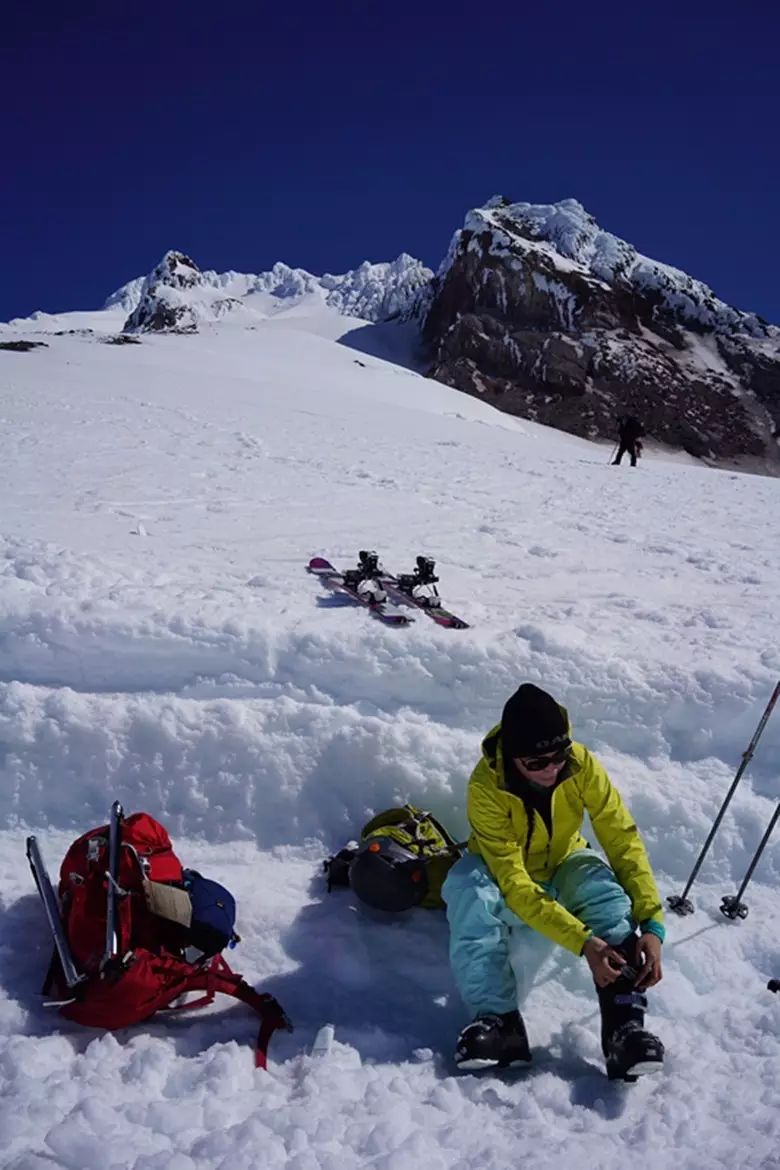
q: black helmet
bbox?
[349,836,428,912]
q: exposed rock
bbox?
[0,340,48,352]
[422,199,780,465]
[123,251,211,333]
[122,251,250,334]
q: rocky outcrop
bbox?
[0,340,48,352]
[422,198,780,464]
[123,252,245,333]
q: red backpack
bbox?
[42,811,290,1068]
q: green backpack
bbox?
[324,804,463,910]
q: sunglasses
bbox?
[518,745,571,772]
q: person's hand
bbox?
[582,936,629,987]
[635,932,663,989]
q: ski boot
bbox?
[455,1010,532,1071]
[604,1019,665,1082]
[598,961,664,1082]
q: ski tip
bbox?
[307,557,338,575]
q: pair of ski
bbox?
[307,552,469,629]
[26,800,124,999]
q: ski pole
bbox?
[102,800,124,970]
[720,802,780,920]
[26,836,86,990]
[667,680,780,915]
[607,442,618,464]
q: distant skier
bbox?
[613,414,645,467]
[442,683,665,1081]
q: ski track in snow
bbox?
[0,317,778,1170]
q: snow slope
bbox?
[1,303,779,1170]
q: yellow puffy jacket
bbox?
[467,722,664,955]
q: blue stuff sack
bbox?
[182,869,239,957]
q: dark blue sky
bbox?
[3,1,779,323]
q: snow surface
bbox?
[1,300,779,1170]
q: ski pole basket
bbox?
[720,802,780,921]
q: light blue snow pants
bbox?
[442,849,635,1017]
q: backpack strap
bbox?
[365,805,464,857]
[170,954,293,1069]
[418,810,465,857]
[361,804,417,837]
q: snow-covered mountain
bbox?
[115,250,432,333]
[422,197,780,468]
[6,197,780,470]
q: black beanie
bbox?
[501,684,570,759]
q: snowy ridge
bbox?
[103,275,146,313]
[458,196,776,339]
[110,250,432,329]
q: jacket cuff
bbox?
[639,919,665,943]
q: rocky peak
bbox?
[151,250,202,289]
[124,251,214,333]
[423,197,780,467]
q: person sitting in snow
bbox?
[442,683,665,1081]
[613,414,645,467]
